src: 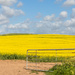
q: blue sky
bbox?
[0,0,75,35]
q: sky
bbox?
[0,0,75,35]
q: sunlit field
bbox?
[0,34,75,57]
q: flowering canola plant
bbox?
[0,34,75,56]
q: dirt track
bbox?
[0,60,45,75]
[0,60,58,75]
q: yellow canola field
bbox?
[0,34,75,56]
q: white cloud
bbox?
[8,23,28,29]
[7,20,31,29]
[64,18,75,26]
[44,14,55,21]
[2,20,32,34]
[36,21,44,27]
[36,12,75,34]
[36,13,42,19]
[0,30,3,33]
[0,28,5,33]
[0,0,17,6]
[0,5,75,35]
[55,11,68,21]
[36,20,62,28]
[0,14,9,25]
[35,18,63,34]
[0,20,9,25]
[0,14,8,21]
[2,6,24,17]
[1,17,75,35]
[65,26,75,34]
[63,0,75,6]
[60,11,68,18]
[71,8,75,18]
[36,21,63,34]
[67,27,71,30]
[17,2,23,7]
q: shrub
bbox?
[46,61,75,75]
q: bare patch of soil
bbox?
[0,60,59,75]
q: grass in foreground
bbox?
[0,54,74,62]
[27,55,74,62]
[0,54,26,60]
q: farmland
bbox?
[0,34,75,56]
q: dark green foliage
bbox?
[0,54,73,62]
[45,61,75,75]
[0,54,26,60]
[1,33,33,36]
[27,55,71,62]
